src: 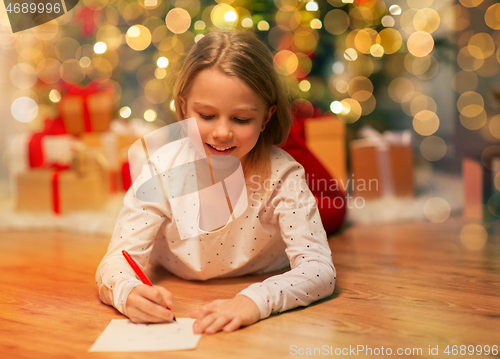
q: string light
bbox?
[120,107,132,118]
[94,42,107,54]
[144,109,157,122]
[306,1,318,12]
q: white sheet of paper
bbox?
[89,318,201,352]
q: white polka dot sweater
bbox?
[96,142,336,320]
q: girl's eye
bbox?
[199,113,250,124]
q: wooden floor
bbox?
[1,218,499,359]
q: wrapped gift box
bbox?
[59,85,115,135]
[350,128,414,200]
[79,119,160,191]
[81,132,137,192]
[81,132,138,169]
[304,115,346,185]
[5,130,81,196]
[16,150,109,213]
[462,150,500,221]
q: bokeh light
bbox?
[348,76,373,102]
[120,106,132,118]
[344,48,358,61]
[381,15,395,27]
[407,31,434,57]
[457,91,484,117]
[88,58,113,82]
[306,1,318,11]
[460,224,488,251]
[489,114,500,139]
[324,10,349,35]
[413,8,440,34]
[144,109,157,122]
[413,110,440,136]
[388,77,415,103]
[458,0,484,8]
[457,46,484,71]
[257,20,270,31]
[310,19,322,30]
[460,110,487,131]
[476,55,500,78]
[11,97,38,123]
[157,57,169,68]
[60,59,86,84]
[359,95,376,116]
[144,79,169,104]
[424,197,451,223]
[274,50,299,75]
[293,53,313,78]
[79,55,91,68]
[166,8,191,33]
[389,5,402,15]
[212,4,237,29]
[94,42,107,54]
[420,136,447,161]
[276,9,301,31]
[96,25,122,51]
[49,89,61,103]
[155,68,167,79]
[10,64,37,89]
[404,54,432,76]
[377,28,402,54]
[410,94,437,116]
[347,54,374,77]
[126,25,152,51]
[299,80,311,92]
[485,3,500,30]
[330,101,343,114]
[354,28,377,54]
[241,18,253,28]
[468,33,495,59]
[370,44,384,57]
[37,59,61,84]
[337,98,362,124]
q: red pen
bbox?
[122,250,176,322]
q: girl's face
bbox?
[179,68,275,164]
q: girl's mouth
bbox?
[206,143,236,154]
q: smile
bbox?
[207,143,236,152]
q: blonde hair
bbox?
[172,29,291,181]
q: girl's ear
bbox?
[179,95,187,117]
[261,104,276,131]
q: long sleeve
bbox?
[95,163,171,316]
[238,162,336,319]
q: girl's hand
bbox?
[126,284,175,323]
[190,295,260,334]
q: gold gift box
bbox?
[16,151,109,213]
[350,140,414,200]
[304,116,346,186]
[59,92,114,135]
[80,132,139,192]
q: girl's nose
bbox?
[212,119,233,140]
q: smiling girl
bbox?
[96,29,337,334]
